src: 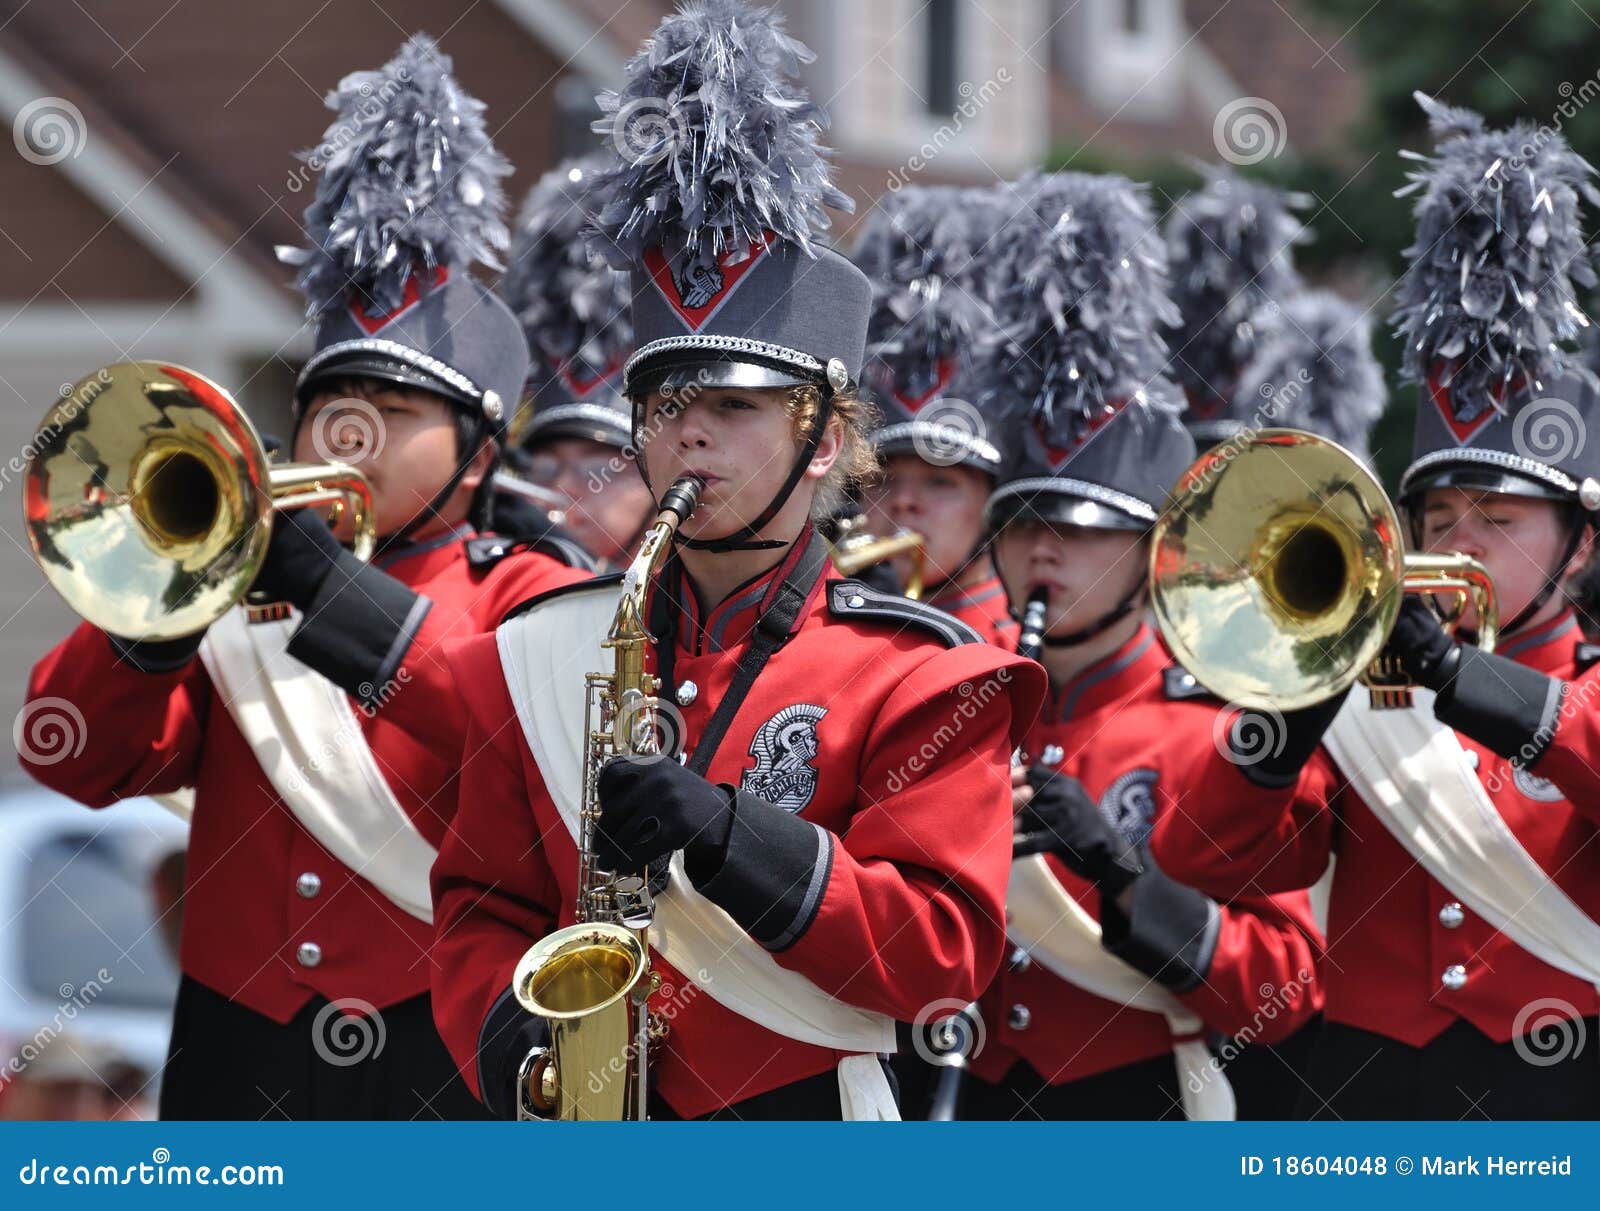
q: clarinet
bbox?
[926,587,1049,1120]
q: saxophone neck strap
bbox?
[652,528,831,777]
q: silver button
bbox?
[1180,673,1195,687]
[1441,963,1467,990]
[295,872,322,899]
[847,594,865,608]
[675,681,698,707]
[1465,750,1480,770]
[1040,744,1065,766]
[1007,1004,1031,1030]
[1008,946,1032,974]
[1439,902,1465,929]
[297,942,323,968]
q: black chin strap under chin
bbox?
[376,410,491,558]
[924,534,993,599]
[1038,580,1147,649]
[1499,515,1588,637]
[646,389,835,555]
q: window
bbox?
[556,74,603,162]
[924,0,960,116]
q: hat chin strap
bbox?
[643,389,835,555]
[1498,511,1587,637]
[377,410,491,556]
[1038,583,1144,649]
[1405,499,1588,640]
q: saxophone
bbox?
[510,475,703,1120]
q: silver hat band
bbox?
[528,401,631,436]
[625,334,825,389]
[297,337,483,402]
[1399,447,1580,498]
[873,421,1002,468]
[987,475,1158,523]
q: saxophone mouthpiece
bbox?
[658,475,704,524]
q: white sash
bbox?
[1324,691,1600,991]
[496,582,899,1121]
[1006,855,1237,1120]
[157,606,437,923]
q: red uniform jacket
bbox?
[973,623,1325,1087]
[1152,609,1600,1049]
[22,529,588,1023]
[927,573,1019,648]
[430,549,1048,1118]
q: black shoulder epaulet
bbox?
[1163,665,1217,701]
[501,572,621,625]
[527,531,599,571]
[1576,641,1600,673]
[466,532,598,573]
[826,579,982,649]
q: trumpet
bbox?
[24,361,374,640]
[511,475,703,1120]
[829,511,927,600]
[491,468,568,526]
[1150,428,1497,711]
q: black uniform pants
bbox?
[158,976,488,1121]
[1298,1019,1600,1120]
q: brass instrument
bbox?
[491,468,568,526]
[511,475,703,1121]
[830,512,927,600]
[23,361,374,640]
[1150,429,1497,711]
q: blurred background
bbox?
[0,0,1593,1115]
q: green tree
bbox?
[1047,0,1600,490]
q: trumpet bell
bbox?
[25,363,275,641]
[1151,429,1406,712]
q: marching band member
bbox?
[429,0,1045,1121]
[496,156,653,568]
[853,186,1013,641]
[1153,94,1600,1118]
[955,173,1324,1121]
[1164,167,1308,449]
[19,35,588,1119]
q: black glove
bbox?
[251,507,345,609]
[596,756,735,875]
[1224,693,1346,789]
[1385,597,1564,765]
[476,988,549,1120]
[1382,596,1461,690]
[1014,766,1144,896]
